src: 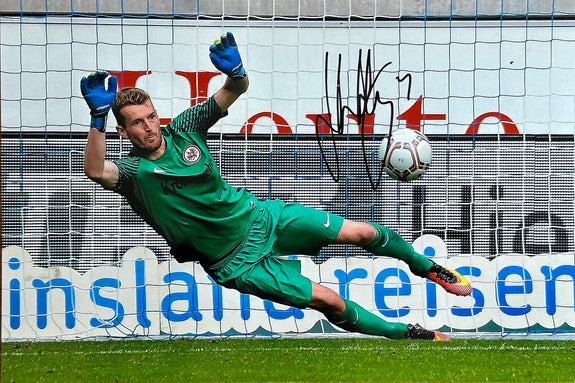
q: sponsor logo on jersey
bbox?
[182,145,201,164]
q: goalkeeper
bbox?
[82,32,471,341]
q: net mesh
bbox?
[2,0,575,340]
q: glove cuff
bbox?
[229,62,246,79]
[90,115,108,132]
[230,69,247,80]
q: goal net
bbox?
[2,0,575,341]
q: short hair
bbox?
[112,88,152,127]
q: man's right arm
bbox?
[81,71,120,190]
[84,129,119,190]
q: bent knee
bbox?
[335,221,377,246]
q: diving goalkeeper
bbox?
[82,32,471,341]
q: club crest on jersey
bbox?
[182,145,201,164]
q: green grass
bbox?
[2,338,574,382]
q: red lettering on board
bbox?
[108,71,151,89]
[241,112,292,134]
[306,113,331,135]
[107,72,520,135]
[466,112,520,134]
[174,71,221,107]
[347,114,375,135]
[397,96,446,131]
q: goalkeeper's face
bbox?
[116,102,163,155]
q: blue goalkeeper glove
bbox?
[80,70,117,132]
[209,32,246,79]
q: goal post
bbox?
[2,0,575,341]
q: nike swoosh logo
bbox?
[153,167,165,174]
[323,213,330,228]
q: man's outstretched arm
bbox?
[209,32,249,112]
[214,75,249,113]
[81,71,120,189]
[84,128,119,189]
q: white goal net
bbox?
[2,0,575,341]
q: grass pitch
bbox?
[2,338,574,382]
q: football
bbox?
[378,128,432,182]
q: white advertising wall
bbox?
[2,18,575,135]
[4,235,575,340]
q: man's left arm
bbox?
[168,32,248,135]
[209,32,249,113]
[214,75,248,113]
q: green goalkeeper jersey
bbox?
[112,97,258,264]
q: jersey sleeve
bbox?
[164,96,226,139]
[111,156,140,197]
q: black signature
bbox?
[315,49,413,190]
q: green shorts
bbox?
[205,199,344,308]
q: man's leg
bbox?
[335,220,472,296]
[334,220,432,274]
[220,251,447,340]
[309,283,449,341]
[365,223,434,275]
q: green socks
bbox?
[363,223,433,275]
[325,224,433,339]
[326,299,408,339]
